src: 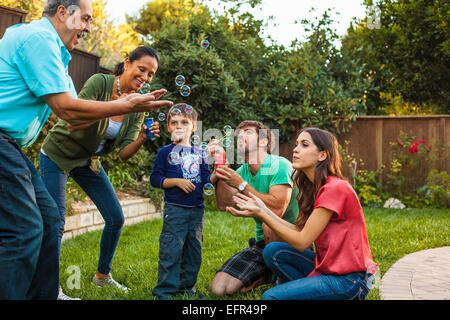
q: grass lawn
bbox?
[59,207,450,300]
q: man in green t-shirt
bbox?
[208,120,298,296]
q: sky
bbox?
[104,0,368,47]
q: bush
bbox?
[341,131,449,209]
[340,141,387,207]
[416,170,450,209]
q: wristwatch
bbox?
[238,181,248,192]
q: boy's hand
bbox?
[207,138,225,160]
[176,179,196,194]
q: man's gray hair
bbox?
[43,0,81,17]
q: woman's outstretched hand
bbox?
[226,192,269,218]
[123,89,173,113]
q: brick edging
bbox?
[62,199,163,241]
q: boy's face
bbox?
[167,115,196,143]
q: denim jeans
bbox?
[0,132,60,299]
[40,152,124,275]
[261,242,370,300]
[152,204,204,299]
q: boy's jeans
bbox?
[40,152,124,275]
[261,242,371,300]
[153,204,204,299]
[0,132,60,299]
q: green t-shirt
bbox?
[236,154,299,242]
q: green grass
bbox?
[59,208,450,300]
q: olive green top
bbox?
[42,73,145,174]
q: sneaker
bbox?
[57,287,81,300]
[92,274,129,293]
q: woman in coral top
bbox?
[227,127,377,300]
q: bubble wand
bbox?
[139,83,155,139]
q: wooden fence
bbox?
[280,115,449,187]
[68,49,101,93]
[0,5,26,38]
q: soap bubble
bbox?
[171,107,182,116]
[175,75,185,87]
[185,105,194,115]
[223,125,233,135]
[158,112,166,122]
[201,142,208,150]
[365,265,381,290]
[168,152,180,165]
[203,182,214,196]
[222,137,231,148]
[179,85,191,97]
[191,135,201,145]
[201,39,210,49]
[138,83,151,94]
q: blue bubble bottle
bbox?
[145,117,155,139]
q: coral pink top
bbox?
[307,176,377,277]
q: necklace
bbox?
[116,76,122,96]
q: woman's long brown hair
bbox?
[293,128,344,228]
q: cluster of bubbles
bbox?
[175,74,191,97]
[146,103,194,124]
[222,125,233,148]
[139,84,153,120]
[143,40,211,120]
[173,40,209,98]
[161,39,216,196]
[139,84,167,126]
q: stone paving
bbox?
[380,246,450,300]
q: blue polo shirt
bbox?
[0,17,77,147]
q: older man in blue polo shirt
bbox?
[0,0,172,299]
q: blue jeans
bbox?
[261,242,370,300]
[40,152,124,275]
[152,204,204,299]
[0,132,60,299]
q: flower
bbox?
[397,139,404,148]
[419,139,426,143]
[409,144,419,154]
[405,165,409,169]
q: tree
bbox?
[127,0,206,34]
[77,0,141,69]
[342,0,450,114]
[261,10,370,139]
[130,1,368,148]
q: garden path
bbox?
[380,246,450,300]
